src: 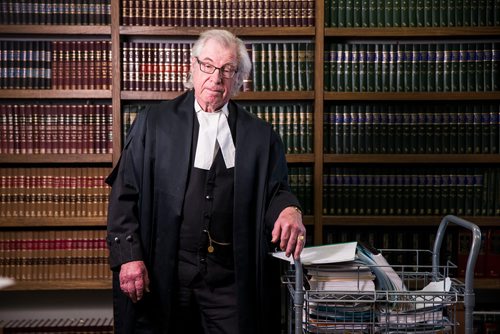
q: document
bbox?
[272,241,357,265]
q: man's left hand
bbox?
[271,206,306,259]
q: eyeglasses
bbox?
[195,57,238,79]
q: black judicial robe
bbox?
[106,90,300,334]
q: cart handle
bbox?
[293,257,304,334]
[432,215,481,334]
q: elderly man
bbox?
[106,29,306,334]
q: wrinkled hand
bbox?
[271,206,306,259]
[119,260,150,303]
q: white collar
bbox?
[193,100,235,170]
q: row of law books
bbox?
[323,102,500,155]
[288,166,313,215]
[122,41,315,92]
[325,0,500,28]
[0,317,113,333]
[323,226,455,268]
[123,101,314,154]
[0,40,112,90]
[322,166,500,217]
[0,229,110,281]
[0,0,111,25]
[0,167,110,218]
[0,104,113,155]
[459,227,500,278]
[324,42,500,93]
[474,312,500,334]
[122,42,191,92]
[122,0,314,27]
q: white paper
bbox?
[272,241,357,265]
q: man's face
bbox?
[191,39,238,112]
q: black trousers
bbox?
[172,273,239,334]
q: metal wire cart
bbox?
[283,215,482,334]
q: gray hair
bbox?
[184,29,252,97]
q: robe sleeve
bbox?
[264,130,301,227]
[105,109,149,270]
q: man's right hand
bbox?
[119,260,150,303]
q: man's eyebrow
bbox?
[199,57,237,67]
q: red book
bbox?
[486,228,500,277]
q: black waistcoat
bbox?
[178,110,236,287]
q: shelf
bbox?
[324,92,500,101]
[324,154,500,164]
[120,26,315,37]
[121,90,315,100]
[0,24,111,35]
[322,216,500,226]
[2,279,112,291]
[0,154,113,164]
[0,217,107,228]
[325,27,500,37]
[286,154,315,163]
[472,278,500,290]
[0,90,112,99]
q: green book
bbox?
[377,0,385,26]
[419,43,429,92]
[338,0,347,27]
[443,45,453,91]
[267,43,276,91]
[369,0,377,27]
[416,0,426,27]
[305,42,314,91]
[351,44,360,92]
[372,108,381,153]
[275,43,284,91]
[396,44,405,92]
[261,43,270,91]
[433,110,442,153]
[417,112,427,153]
[481,108,491,154]
[380,108,390,153]
[283,43,292,91]
[441,111,451,153]
[493,43,499,91]
[402,112,411,153]
[337,44,347,91]
[335,107,344,153]
[354,0,362,27]
[476,44,485,92]
[451,43,461,91]
[423,0,432,26]
[374,44,383,92]
[440,0,449,26]
[471,0,480,26]
[411,44,421,91]
[473,107,482,153]
[344,44,353,91]
[365,106,374,153]
[350,107,359,153]
[385,0,394,26]
[251,43,262,91]
[401,0,410,27]
[324,109,332,152]
[366,44,376,92]
[393,0,402,27]
[432,0,440,26]
[325,0,332,26]
[387,175,397,215]
[483,43,493,91]
[329,43,339,91]
[290,43,298,91]
[361,0,370,27]
[345,0,354,27]
[297,42,308,91]
[490,105,499,154]
[457,111,466,153]
[358,108,366,154]
[381,43,391,92]
[324,47,331,91]
[433,175,443,215]
[465,109,475,154]
[410,111,419,153]
[425,112,434,153]
[342,109,352,153]
[467,44,477,92]
[427,43,437,92]
[305,104,313,153]
[449,111,459,154]
[435,44,445,92]
[485,0,495,26]
[358,44,368,91]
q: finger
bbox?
[280,226,291,251]
[285,230,299,257]
[271,222,281,244]
[135,278,145,301]
[294,233,306,259]
[121,281,138,303]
